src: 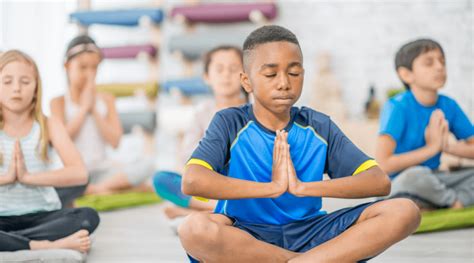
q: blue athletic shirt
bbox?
[188,104,376,225]
[379,91,474,178]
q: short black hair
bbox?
[395,38,444,89]
[242,25,301,70]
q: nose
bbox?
[224,67,233,78]
[277,73,290,90]
[434,60,445,71]
[13,80,21,93]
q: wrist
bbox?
[290,181,306,197]
[3,174,16,184]
[443,142,453,154]
[425,143,440,156]
[268,182,286,198]
[19,173,33,184]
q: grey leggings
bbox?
[388,166,474,209]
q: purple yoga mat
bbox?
[101,44,157,59]
[170,2,277,23]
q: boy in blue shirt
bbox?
[377,39,474,210]
[179,26,420,262]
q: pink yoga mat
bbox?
[171,3,277,23]
[101,44,157,59]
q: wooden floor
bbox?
[87,198,474,263]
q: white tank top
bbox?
[0,122,61,216]
[64,92,108,170]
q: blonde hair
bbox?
[0,50,49,164]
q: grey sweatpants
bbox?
[388,166,474,209]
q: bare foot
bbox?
[163,205,193,219]
[133,182,154,193]
[451,200,464,209]
[85,184,114,195]
[30,230,91,253]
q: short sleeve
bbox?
[188,112,230,173]
[325,119,372,179]
[379,101,406,143]
[448,101,474,140]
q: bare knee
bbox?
[178,213,220,250]
[385,198,421,234]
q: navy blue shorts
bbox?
[188,201,376,262]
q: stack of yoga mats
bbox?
[167,2,278,79]
[70,7,163,135]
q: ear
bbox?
[240,72,253,93]
[203,72,210,85]
[397,67,414,86]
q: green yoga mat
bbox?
[415,206,474,233]
[75,192,162,211]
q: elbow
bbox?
[76,166,89,185]
[181,171,197,196]
[111,140,120,149]
[110,134,122,149]
[376,171,391,196]
[380,175,391,196]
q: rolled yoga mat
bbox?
[70,8,164,26]
[162,77,211,96]
[119,111,157,134]
[101,44,157,59]
[415,206,474,233]
[169,32,245,61]
[97,82,159,98]
[170,2,277,23]
[75,192,162,212]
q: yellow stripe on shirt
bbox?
[186,158,214,171]
[352,159,378,175]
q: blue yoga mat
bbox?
[162,77,211,96]
[70,8,164,26]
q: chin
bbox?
[269,103,294,114]
[3,105,29,114]
[422,83,444,92]
[432,82,445,90]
